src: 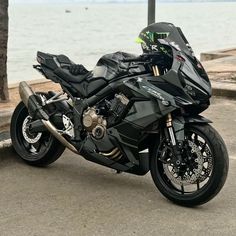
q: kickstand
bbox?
[111,169,122,174]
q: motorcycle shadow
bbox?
[0,148,156,194]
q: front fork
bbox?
[164,113,185,166]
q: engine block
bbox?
[82,107,107,139]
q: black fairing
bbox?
[139,22,195,58]
[138,22,212,112]
[32,23,213,175]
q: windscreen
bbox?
[148,22,196,58]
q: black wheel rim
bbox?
[156,127,214,196]
[14,104,54,161]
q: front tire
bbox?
[10,101,65,167]
[150,124,229,206]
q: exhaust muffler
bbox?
[19,81,49,120]
[19,81,34,108]
[41,120,79,154]
[19,81,79,154]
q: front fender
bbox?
[172,115,212,142]
[184,115,212,124]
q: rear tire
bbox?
[150,124,229,206]
[10,101,65,167]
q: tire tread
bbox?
[150,124,229,206]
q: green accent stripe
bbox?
[135,37,145,44]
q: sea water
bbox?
[8,2,236,83]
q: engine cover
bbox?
[107,93,129,126]
[82,107,123,161]
[82,107,107,139]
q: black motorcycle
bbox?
[11,22,228,206]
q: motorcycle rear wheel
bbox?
[10,101,65,167]
[150,124,229,206]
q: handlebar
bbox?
[122,55,145,63]
[121,52,163,63]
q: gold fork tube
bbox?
[152,65,160,76]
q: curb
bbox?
[0,139,12,149]
[211,81,236,98]
[0,109,13,130]
[212,87,236,98]
[200,47,236,62]
[0,110,13,151]
[8,78,48,89]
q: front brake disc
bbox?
[163,140,204,186]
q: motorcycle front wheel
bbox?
[150,124,229,207]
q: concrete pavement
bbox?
[0,148,235,236]
[0,96,236,235]
[203,97,236,159]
